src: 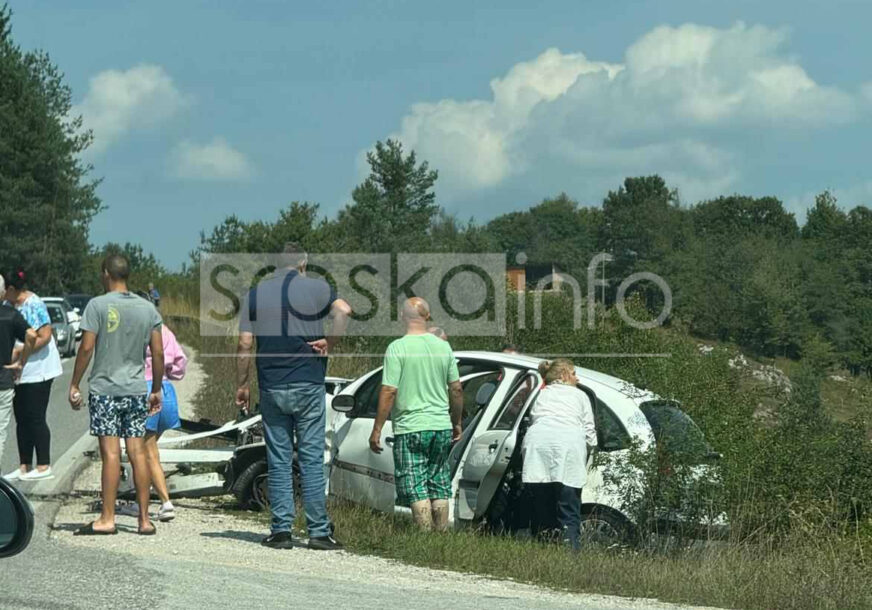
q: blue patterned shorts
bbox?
[88,394,148,438]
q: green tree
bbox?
[336,139,438,252]
[486,193,602,277]
[0,6,102,292]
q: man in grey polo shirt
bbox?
[69,254,164,536]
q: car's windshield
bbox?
[46,304,66,325]
[640,401,712,459]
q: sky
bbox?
[7,0,872,269]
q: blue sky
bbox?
[7,0,872,269]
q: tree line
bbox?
[196,142,872,377]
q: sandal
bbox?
[74,521,117,536]
[138,521,157,536]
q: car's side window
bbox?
[491,373,538,431]
[352,370,383,419]
[460,371,502,426]
[593,399,631,451]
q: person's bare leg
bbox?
[125,436,154,532]
[411,500,433,531]
[95,436,121,531]
[144,432,170,505]
[431,499,449,532]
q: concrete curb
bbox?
[16,431,96,498]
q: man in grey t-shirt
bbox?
[69,255,164,536]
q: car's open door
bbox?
[329,366,513,514]
[455,371,541,520]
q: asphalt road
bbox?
[1,355,89,477]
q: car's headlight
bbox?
[57,329,68,340]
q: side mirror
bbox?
[0,478,34,558]
[474,382,497,408]
[331,394,356,414]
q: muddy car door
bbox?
[455,370,541,520]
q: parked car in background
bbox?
[63,293,92,315]
[45,301,76,357]
[44,297,81,340]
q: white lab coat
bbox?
[521,383,598,489]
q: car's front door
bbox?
[455,369,540,520]
[329,363,512,513]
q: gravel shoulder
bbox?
[50,463,718,610]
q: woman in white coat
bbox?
[522,359,597,550]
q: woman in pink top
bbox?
[127,323,187,522]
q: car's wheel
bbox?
[231,459,303,512]
[579,507,634,547]
[232,460,269,511]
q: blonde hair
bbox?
[537,358,575,384]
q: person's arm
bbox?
[163,328,188,380]
[147,327,164,416]
[33,324,52,350]
[446,352,463,441]
[69,331,96,410]
[235,331,254,413]
[4,327,36,380]
[448,380,463,442]
[370,343,399,453]
[327,298,352,350]
[308,298,352,355]
[369,385,397,453]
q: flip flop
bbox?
[138,521,157,536]
[74,522,118,536]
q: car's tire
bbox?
[579,507,635,547]
[231,458,303,512]
[232,459,269,511]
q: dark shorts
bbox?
[88,394,148,438]
[392,429,453,506]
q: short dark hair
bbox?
[282,242,308,267]
[102,254,130,280]
[2,269,27,290]
[502,343,520,353]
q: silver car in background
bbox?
[45,301,76,357]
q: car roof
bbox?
[454,350,657,401]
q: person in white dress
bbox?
[522,358,597,550]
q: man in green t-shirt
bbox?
[369,297,463,531]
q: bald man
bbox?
[369,298,463,531]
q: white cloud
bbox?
[74,64,187,153]
[377,22,864,204]
[171,137,253,181]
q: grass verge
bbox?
[228,499,872,610]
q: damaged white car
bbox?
[327,351,726,544]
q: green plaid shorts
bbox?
[392,429,453,506]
